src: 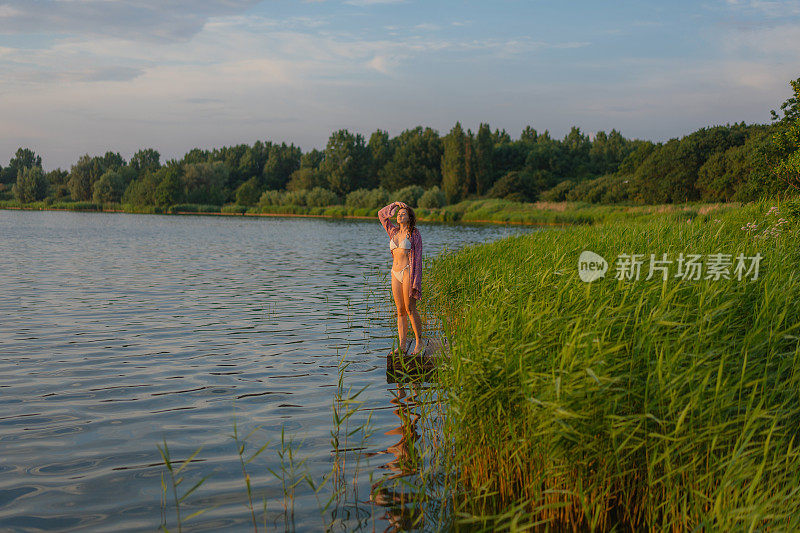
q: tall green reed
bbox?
[157,440,212,532]
[424,197,800,531]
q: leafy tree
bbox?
[46,169,70,199]
[235,177,262,206]
[562,126,592,179]
[286,168,326,191]
[92,170,127,204]
[520,126,538,143]
[100,151,126,172]
[521,134,562,189]
[123,172,159,206]
[153,164,184,207]
[379,127,442,191]
[183,161,230,205]
[130,148,161,175]
[368,129,393,189]
[565,174,629,203]
[492,129,527,185]
[617,140,657,176]
[487,170,539,202]
[441,122,467,204]
[68,154,103,201]
[491,127,512,145]
[300,148,324,169]
[768,77,800,193]
[579,174,635,204]
[463,129,476,197]
[540,180,576,202]
[211,143,251,189]
[632,124,752,203]
[68,152,126,201]
[181,148,212,166]
[320,129,369,196]
[474,123,494,194]
[13,166,48,202]
[590,129,632,176]
[3,148,42,184]
[263,143,301,190]
[240,141,271,183]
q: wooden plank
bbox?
[385,336,451,384]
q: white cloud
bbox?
[721,23,800,57]
[724,0,800,16]
[366,55,400,75]
[0,5,22,17]
[0,0,261,42]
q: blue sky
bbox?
[1,0,799,169]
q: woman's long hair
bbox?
[400,205,417,241]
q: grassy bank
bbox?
[424,197,800,530]
[0,197,748,227]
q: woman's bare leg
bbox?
[402,275,423,354]
[391,272,408,351]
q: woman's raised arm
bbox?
[378,202,399,237]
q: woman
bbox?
[378,201,424,355]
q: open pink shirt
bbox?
[378,203,423,301]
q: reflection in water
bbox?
[369,340,448,532]
[371,382,424,532]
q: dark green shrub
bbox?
[540,180,576,202]
[235,177,262,206]
[259,190,285,207]
[418,186,446,209]
[305,187,338,207]
[395,185,425,207]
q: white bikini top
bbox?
[390,236,412,251]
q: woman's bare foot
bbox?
[410,339,425,355]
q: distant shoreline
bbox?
[0,205,575,227]
[0,197,748,227]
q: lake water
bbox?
[0,210,538,532]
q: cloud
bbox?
[366,55,398,75]
[721,22,800,57]
[67,65,144,82]
[723,0,800,16]
[5,3,792,170]
[0,0,261,42]
[413,23,441,31]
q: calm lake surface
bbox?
[0,210,539,532]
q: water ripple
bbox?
[0,210,537,531]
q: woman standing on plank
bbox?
[378,201,425,355]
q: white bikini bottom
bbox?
[391,264,411,283]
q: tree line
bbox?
[3,77,799,208]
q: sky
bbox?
[1,0,799,170]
